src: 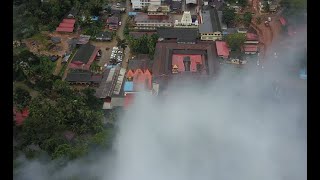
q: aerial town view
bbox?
[13,0,306,179]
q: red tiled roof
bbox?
[172,54,203,72]
[126,70,134,78]
[243,45,258,52]
[246,33,259,41]
[59,23,74,28]
[127,69,153,90]
[62,19,76,24]
[56,27,74,32]
[13,107,29,126]
[215,41,229,58]
[279,17,286,26]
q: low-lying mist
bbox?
[14,35,307,180]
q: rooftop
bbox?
[148,5,170,12]
[71,43,96,64]
[242,44,258,52]
[134,13,173,23]
[199,8,221,33]
[246,33,259,41]
[152,41,219,77]
[128,55,153,70]
[215,41,229,58]
[171,1,182,10]
[65,71,91,82]
[157,28,199,43]
[129,31,156,39]
[107,16,119,24]
[96,31,112,38]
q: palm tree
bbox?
[116,36,128,54]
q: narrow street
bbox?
[91,0,131,70]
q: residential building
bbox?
[131,0,161,10]
[95,31,113,41]
[215,41,230,59]
[56,19,76,33]
[199,8,222,41]
[157,28,199,44]
[65,71,103,86]
[69,43,100,71]
[245,33,259,44]
[134,13,173,30]
[242,44,259,54]
[186,0,197,4]
[173,11,199,28]
[148,5,170,16]
[107,16,120,30]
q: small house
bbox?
[95,31,113,41]
[216,41,230,59]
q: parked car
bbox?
[106,47,110,50]
[268,17,272,22]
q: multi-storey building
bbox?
[131,0,161,10]
[134,13,173,29]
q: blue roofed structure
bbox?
[124,81,134,92]
[91,16,99,21]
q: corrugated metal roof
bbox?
[113,68,126,95]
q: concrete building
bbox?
[199,7,222,41]
[134,13,173,30]
[147,5,170,16]
[131,0,161,10]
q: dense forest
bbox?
[13,0,105,40]
[13,49,118,165]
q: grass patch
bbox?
[31,33,49,45]
[59,63,67,77]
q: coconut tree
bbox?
[116,36,128,54]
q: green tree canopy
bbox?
[243,12,253,27]
[14,87,31,110]
[225,33,246,51]
[222,7,236,26]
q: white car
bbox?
[268,17,271,22]
[119,22,122,26]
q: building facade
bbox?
[131,0,161,10]
[134,13,173,30]
[174,11,199,28]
